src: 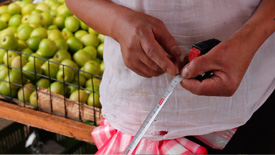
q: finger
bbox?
[181,54,219,79]
[153,23,182,58]
[140,33,177,76]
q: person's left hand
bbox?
[180,36,256,96]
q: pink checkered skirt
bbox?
[92,118,208,154]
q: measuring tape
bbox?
[124,74,183,155]
[124,39,221,154]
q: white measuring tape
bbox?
[124,74,183,155]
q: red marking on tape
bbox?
[159,98,165,105]
[188,47,201,61]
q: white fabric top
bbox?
[100,0,275,140]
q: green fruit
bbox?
[74,30,88,40]
[82,60,100,78]
[17,83,35,102]
[57,4,72,16]
[73,50,91,67]
[50,81,65,95]
[69,89,88,103]
[41,12,53,27]
[0,13,11,23]
[85,85,98,94]
[8,14,22,27]
[8,3,21,15]
[48,24,58,30]
[0,21,7,31]
[97,43,104,58]
[21,3,36,15]
[21,14,30,24]
[80,21,88,30]
[28,53,46,65]
[36,2,50,12]
[11,55,27,69]
[0,34,18,50]
[0,5,8,14]
[83,46,97,60]
[28,13,41,28]
[85,78,101,92]
[59,59,78,73]
[22,61,42,81]
[0,81,17,97]
[55,39,68,50]
[17,25,33,41]
[21,48,33,60]
[4,69,26,89]
[87,93,101,108]
[64,16,79,32]
[26,36,43,51]
[66,36,83,53]
[66,82,78,96]
[54,15,65,30]
[73,74,86,87]
[36,78,50,88]
[88,27,99,36]
[29,91,37,106]
[61,28,73,40]
[17,39,28,51]
[80,34,99,47]
[3,50,19,66]
[98,34,105,43]
[100,61,105,75]
[37,38,57,58]
[0,48,7,64]
[56,67,75,83]
[53,49,71,62]
[0,65,8,80]
[31,27,47,38]
[41,60,59,79]
[47,29,64,41]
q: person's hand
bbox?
[180,36,256,96]
[112,11,182,78]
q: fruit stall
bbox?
[0,0,104,151]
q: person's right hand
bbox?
[112,10,182,78]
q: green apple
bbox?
[0,81,17,97]
[8,26,18,34]
[74,30,88,40]
[97,43,104,58]
[83,46,97,60]
[53,49,71,62]
[55,39,68,50]
[54,15,65,30]
[21,48,33,60]
[36,78,50,88]
[17,23,29,32]
[98,34,105,43]
[85,85,96,94]
[17,83,35,102]
[59,59,78,73]
[37,38,57,58]
[58,0,65,5]
[29,90,37,106]
[0,48,7,64]
[0,28,15,38]
[47,29,64,41]
[3,50,19,66]
[0,65,8,80]
[57,4,72,16]
[80,21,89,30]
[69,89,88,104]
[85,78,101,89]
[100,61,105,75]
[17,25,33,41]
[8,14,22,27]
[80,34,99,47]
[28,13,42,28]
[61,28,73,40]
[0,5,8,14]
[66,36,83,53]
[4,69,26,89]
[30,27,47,38]
[73,74,86,87]
[0,34,18,50]
[73,49,91,67]
[21,3,35,15]
[17,40,28,51]
[31,9,43,15]
[26,36,43,51]
[82,60,100,78]
[28,53,46,65]
[36,2,50,12]
[49,81,65,95]
[41,60,59,79]
[48,24,58,30]
[0,21,7,31]
[21,14,30,24]
[8,3,21,15]
[66,82,78,96]
[11,55,27,69]
[87,93,101,108]
[0,13,11,23]
[22,61,43,81]
[56,67,75,83]
[88,27,99,36]
[64,16,79,32]
[41,12,53,27]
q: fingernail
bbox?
[167,68,175,76]
[172,46,182,56]
[181,67,189,78]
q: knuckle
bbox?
[146,47,157,58]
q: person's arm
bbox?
[180,0,275,96]
[65,0,182,78]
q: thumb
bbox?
[181,55,216,79]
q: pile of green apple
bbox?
[0,0,104,108]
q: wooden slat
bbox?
[0,100,96,144]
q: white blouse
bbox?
[100,0,275,140]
